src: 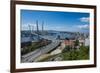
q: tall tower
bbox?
[32,25,34,33]
[28,24,32,39]
[42,21,44,32]
[28,24,31,33]
[36,20,39,33]
[36,20,39,40]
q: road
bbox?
[21,40,60,62]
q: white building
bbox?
[85,38,90,46]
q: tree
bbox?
[62,46,71,53]
[74,40,79,46]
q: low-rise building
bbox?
[61,38,75,49]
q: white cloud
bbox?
[21,23,37,30]
[79,17,90,23]
[77,24,89,29]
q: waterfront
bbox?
[21,30,89,62]
[20,10,90,62]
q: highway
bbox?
[21,40,60,62]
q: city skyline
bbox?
[21,10,90,33]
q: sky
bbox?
[21,10,90,33]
